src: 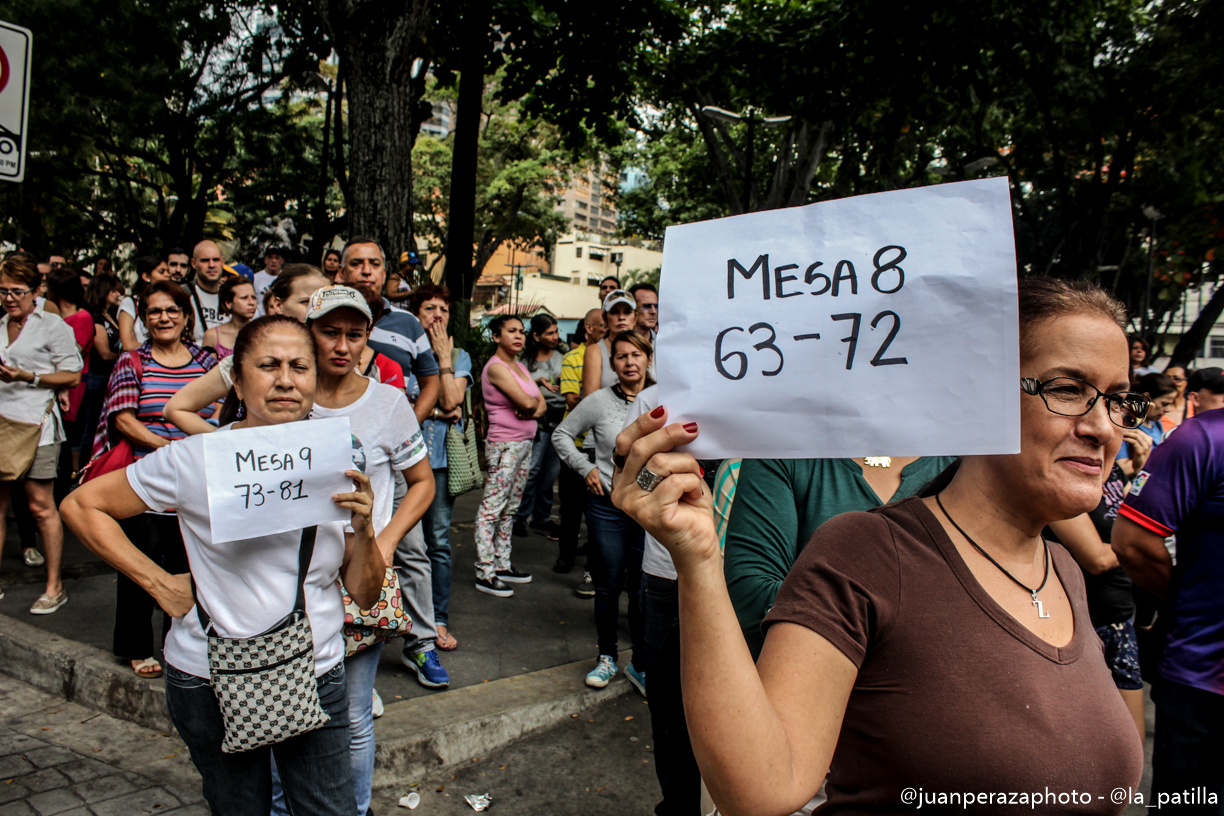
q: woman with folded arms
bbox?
[62,316,384,815]
[612,277,1144,815]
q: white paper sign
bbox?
[203,417,354,544]
[657,177,1020,459]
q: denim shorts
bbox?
[1095,620,1143,691]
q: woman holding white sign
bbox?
[62,315,385,816]
[611,278,1145,815]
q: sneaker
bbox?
[512,520,528,538]
[575,572,595,598]
[475,577,514,597]
[371,688,384,719]
[29,592,67,615]
[402,649,450,689]
[552,557,574,574]
[585,655,618,689]
[495,566,532,584]
[22,548,44,567]
[624,662,647,697]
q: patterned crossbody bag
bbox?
[193,526,330,753]
[446,378,484,496]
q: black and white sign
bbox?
[0,20,31,183]
[202,418,354,544]
[656,177,1020,459]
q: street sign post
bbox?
[0,20,31,183]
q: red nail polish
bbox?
[650,406,665,419]
[699,467,705,477]
[683,422,699,433]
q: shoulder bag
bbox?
[0,406,51,481]
[195,526,330,753]
[77,351,142,486]
[341,568,411,656]
[445,354,484,496]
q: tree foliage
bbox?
[0,0,333,264]
[412,80,572,281]
[620,0,1224,347]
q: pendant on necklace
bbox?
[864,457,892,468]
[1031,590,1050,619]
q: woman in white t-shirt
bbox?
[267,286,434,816]
[61,316,385,815]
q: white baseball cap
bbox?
[603,290,637,312]
[306,285,373,322]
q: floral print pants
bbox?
[474,439,533,580]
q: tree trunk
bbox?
[317,0,432,261]
[443,5,492,303]
[1168,277,1224,368]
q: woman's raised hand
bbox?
[334,469,375,537]
[611,407,719,569]
[428,320,453,359]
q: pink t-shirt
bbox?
[482,356,540,442]
[62,309,94,421]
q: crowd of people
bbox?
[2,238,1223,815]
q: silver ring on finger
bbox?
[636,466,665,493]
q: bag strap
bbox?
[186,283,207,334]
[194,525,318,634]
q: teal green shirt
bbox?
[724,457,956,657]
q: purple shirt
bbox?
[1120,408,1224,697]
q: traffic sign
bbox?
[0,20,31,183]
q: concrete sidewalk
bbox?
[1,488,646,784]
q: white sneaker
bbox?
[371,688,384,719]
[23,548,45,567]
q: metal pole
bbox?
[743,116,755,213]
[1143,218,1155,338]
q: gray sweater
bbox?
[552,387,632,492]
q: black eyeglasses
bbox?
[0,288,33,299]
[1021,377,1150,430]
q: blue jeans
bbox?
[271,643,383,816]
[514,427,562,526]
[165,661,354,816]
[642,574,701,816]
[586,493,644,660]
[422,468,456,626]
[1152,679,1224,813]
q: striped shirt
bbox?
[134,354,216,458]
[92,342,217,460]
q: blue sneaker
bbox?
[402,648,450,689]
[585,655,618,689]
[624,662,646,697]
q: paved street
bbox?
[0,670,658,816]
[0,674,203,816]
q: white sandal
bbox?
[131,657,163,679]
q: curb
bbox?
[0,611,174,733]
[0,612,633,783]
[372,654,633,787]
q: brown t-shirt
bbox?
[764,497,1143,815]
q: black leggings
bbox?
[113,513,189,660]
